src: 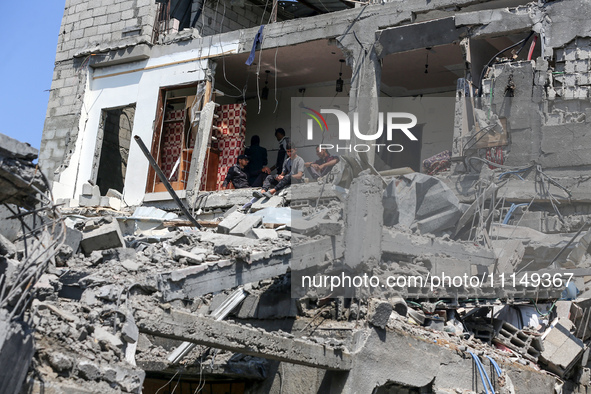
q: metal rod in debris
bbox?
[133,135,201,229]
[550,222,587,268]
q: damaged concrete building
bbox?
[1,0,588,392]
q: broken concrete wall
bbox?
[196,0,275,37]
[0,315,35,394]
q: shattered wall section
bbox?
[551,37,591,100]
[195,0,274,36]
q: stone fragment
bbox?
[80,221,125,255]
[217,211,246,234]
[368,298,393,329]
[93,326,124,348]
[229,215,262,237]
[540,318,584,377]
[252,228,278,240]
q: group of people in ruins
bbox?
[222,127,339,198]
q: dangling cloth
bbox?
[245,25,264,66]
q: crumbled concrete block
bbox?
[252,228,278,240]
[100,196,122,210]
[390,297,408,317]
[190,246,209,255]
[122,315,139,344]
[0,233,16,257]
[0,133,38,159]
[48,352,73,372]
[106,188,123,200]
[217,211,246,234]
[80,221,125,255]
[63,226,83,255]
[540,318,584,377]
[577,367,591,386]
[93,326,124,348]
[554,301,572,320]
[121,259,141,271]
[290,218,342,237]
[77,360,102,380]
[229,215,262,237]
[250,195,283,212]
[56,198,79,208]
[82,183,99,197]
[493,320,544,362]
[237,294,260,319]
[368,298,393,329]
[492,240,524,274]
[79,194,101,207]
[132,206,177,220]
[102,247,136,262]
[172,247,204,264]
[169,232,190,246]
[222,204,240,218]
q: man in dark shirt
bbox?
[262,128,289,176]
[222,155,250,189]
[244,135,267,187]
[305,146,339,179]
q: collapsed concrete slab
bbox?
[386,173,462,235]
[136,309,352,371]
[158,248,290,301]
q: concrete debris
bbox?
[250,195,284,212]
[0,233,16,257]
[368,298,393,329]
[540,318,585,377]
[80,219,126,255]
[0,133,46,209]
[229,214,262,237]
[492,320,544,363]
[131,206,178,220]
[15,0,591,391]
[252,228,279,239]
[385,173,462,235]
[217,210,246,234]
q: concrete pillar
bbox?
[338,35,382,168]
[343,174,384,269]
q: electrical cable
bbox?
[477,31,535,95]
[498,168,528,181]
[502,203,529,224]
[467,156,533,172]
[485,355,503,378]
[469,351,495,394]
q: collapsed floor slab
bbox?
[136,309,353,371]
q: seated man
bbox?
[222,155,250,189]
[305,146,339,179]
[253,143,304,198]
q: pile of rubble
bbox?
[2,134,591,393]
